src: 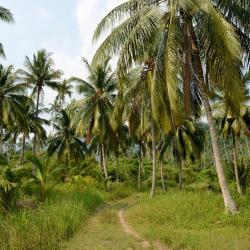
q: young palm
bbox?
[0,6,14,57]
[0,65,28,154]
[19,50,62,154]
[71,58,116,179]
[26,154,62,201]
[92,0,248,212]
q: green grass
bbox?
[0,184,103,250]
[125,190,250,250]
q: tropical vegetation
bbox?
[0,1,250,250]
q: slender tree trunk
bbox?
[0,106,3,155]
[138,156,141,190]
[66,153,69,173]
[0,123,3,155]
[160,161,166,192]
[203,142,206,169]
[102,144,108,179]
[140,147,145,174]
[179,159,183,190]
[33,88,41,155]
[20,133,26,164]
[183,19,191,116]
[98,146,103,181]
[150,121,156,198]
[223,142,230,165]
[187,20,238,212]
[232,135,243,195]
[239,139,245,160]
[115,155,119,182]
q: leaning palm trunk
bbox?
[232,134,243,195]
[188,21,238,212]
[150,121,156,198]
[160,161,166,192]
[20,133,26,164]
[115,155,119,182]
[138,157,141,190]
[102,144,108,179]
[0,123,3,155]
[98,146,104,180]
[223,142,231,165]
[33,88,41,154]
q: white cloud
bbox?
[39,1,126,108]
[35,7,53,22]
[76,0,126,62]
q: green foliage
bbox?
[68,156,101,180]
[102,182,135,201]
[0,166,20,213]
[26,154,63,201]
[0,185,103,250]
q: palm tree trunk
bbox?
[160,161,166,192]
[150,121,156,198]
[98,146,103,180]
[183,19,191,116]
[0,106,3,155]
[20,133,26,164]
[115,155,119,182]
[140,146,145,174]
[187,20,238,213]
[0,123,3,155]
[102,144,108,179]
[203,142,206,169]
[138,156,141,190]
[33,88,41,155]
[232,134,243,195]
[223,142,230,165]
[179,159,183,190]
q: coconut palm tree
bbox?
[55,79,73,108]
[18,50,62,154]
[0,6,14,57]
[71,58,116,179]
[0,65,28,154]
[213,70,250,195]
[92,0,248,212]
[48,110,87,168]
[10,102,50,164]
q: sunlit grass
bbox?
[125,190,250,250]
[0,184,103,250]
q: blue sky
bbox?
[0,0,124,105]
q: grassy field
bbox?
[62,195,144,250]
[125,190,250,250]
[0,185,103,250]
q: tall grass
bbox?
[126,190,250,250]
[0,184,103,250]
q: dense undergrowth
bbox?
[0,184,103,250]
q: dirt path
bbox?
[118,208,169,250]
[62,197,168,250]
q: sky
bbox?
[0,0,125,106]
